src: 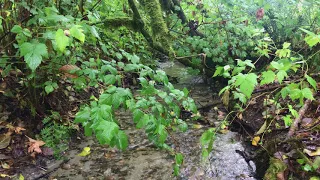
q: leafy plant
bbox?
[40,112,75,158]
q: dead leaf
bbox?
[59,65,80,79]
[255,121,267,135]
[222,89,229,107]
[238,112,243,120]
[0,174,10,178]
[303,147,320,157]
[276,171,285,180]
[0,133,11,149]
[26,136,45,154]
[14,127,26,134]
[217,111,225,120]
[252,136,260,146]
[1,162,10,169]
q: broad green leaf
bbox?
[84,123,93,136]
[235,73,257,98]
[304,35,320,47]
[283,115,292,127]
[213,66,224,77]
[260,71,275,85]
[45,84,54,94]
[20,42,48,71]
[112,131,128,150]
[289,89,302,100]
[70,25,85,43]
[130,54,140,64]
[124,64,139,72]
[277,70,287,84]
[104,74,116,85]
[302,88,314,100]
[11,25,23,33]
[55,29,69,52]
[75,107,91,123]
[270,61,283,70]
[305,74,317,90]
[283,42,291,49]
[99,93,113,105]
[136,114,149,128]
[233,92,247,104]
[232,66,246,76]
[95,121,119,144]
[133,109,144,123]
[177,119,188,132]
[200,128,214,145]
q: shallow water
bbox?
[20,61,256,180]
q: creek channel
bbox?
[20,61,258,180]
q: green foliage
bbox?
[40,112,74,158]
[19,42,48,71]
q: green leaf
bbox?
[173,164,180,176]
[112,131,128,150]
[303,164,312,171]
[95,121,119,144]
[260,71,275,85]
[99,93,113,105]
[124,64,140,72]
[270,61,283,70]
[304,35,320,47]
[200,128,214,145]
[90,26,100,39]
[305,74,317,90]
[136,114,149,128]
[175,153,184,165]
[277,70,287,84]
[233,92,247,104]
[45,84,54,94]
[235,73,257,98]
[133,109,144,124]
[232,67,246,76]
[213,66,224,77]
[289,89,302,100]
[302,88,314,100]
[104,74,116,85]
[20,42,48,71]
[75,107,91,123]
[283,42,291,49]
[84,123,93,136]
[11,25,23,33]
[55,29,69,52]
[157,124,168,144]
[283,115,292,127]
[130,54,140,64]
[177,119,188,132]
[70,25,85,43]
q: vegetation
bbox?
[0,0,320,179]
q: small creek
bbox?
[19,61,257,180]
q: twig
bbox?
[287,99,312,137]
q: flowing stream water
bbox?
[19,61,257,180]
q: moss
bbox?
[264,158,287,180]
[101,17,135,29]
[141,0,172,55]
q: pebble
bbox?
[61,163,71,170]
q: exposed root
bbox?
[287,99,312,138]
